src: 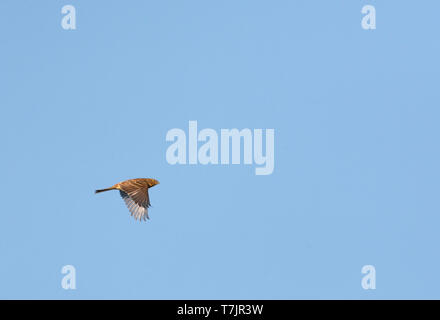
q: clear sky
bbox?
[1,0,439,299]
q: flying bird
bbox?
[95,178,159,221]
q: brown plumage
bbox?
[95,178,159,221]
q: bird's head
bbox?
[149,179,160,188]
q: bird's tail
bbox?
[95,187,116,194]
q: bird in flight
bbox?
[95,178,159,221]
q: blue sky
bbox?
[0,0,439,299]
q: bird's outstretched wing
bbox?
[119,190,150,221]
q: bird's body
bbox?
[95,178,159,221]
